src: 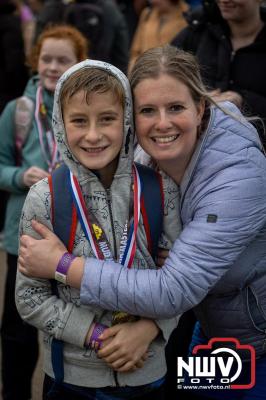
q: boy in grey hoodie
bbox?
[16,59,181,399]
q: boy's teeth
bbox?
[84,147,104,153]
[154,135,178,143]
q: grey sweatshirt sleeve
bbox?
[80,151,266,318]
[16,181,95,348]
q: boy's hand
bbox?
[97,319,159,372]
[18,220,66,279]
[209,89,243,108]
[157,248,169,267]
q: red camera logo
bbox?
[177,338,255,390]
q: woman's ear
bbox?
[197,99,205,125]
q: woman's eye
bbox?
[169,104,183,112]
[101,115,116,123]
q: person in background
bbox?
[116,0,147,45]
[129,0,188,72]
[32,0,66,42]
[0,0,28,112]
[12,0,36,57]
[0,0,29,245]
[27,0,45,16]
[34,0,130,74]
[185,0,202,9]
[0,24,88,400]
[19,45,266,400]
[16,58,180,399]
[172,0,266,148]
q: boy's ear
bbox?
[125,127,131,154]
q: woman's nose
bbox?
[155,111,172,131]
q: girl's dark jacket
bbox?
[0,1,28,113]
[171,2,266,147]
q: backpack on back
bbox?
[64,0,104,58]
[14,96,34,165]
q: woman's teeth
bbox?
[153,135,179,143]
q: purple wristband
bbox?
[54,252,76,284]
[89,323,108,350]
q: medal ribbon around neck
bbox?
[35,85,60,173]
[69,164,142,268]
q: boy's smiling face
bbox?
[63,89,124,186]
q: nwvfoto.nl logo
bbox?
[177,338,256,390]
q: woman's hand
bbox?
[97,318,159,372]
[22,166,49,187]
[209,89,243,108]
[18,220,67,279]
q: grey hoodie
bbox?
[15,60,181,388]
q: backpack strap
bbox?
[15,96,34,165]
[48,163,77,384]
[49,164,77,251]
[135,163,164,260]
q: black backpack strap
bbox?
[51,164,76,247]
[48,163,77,384]
[135,163,164,260]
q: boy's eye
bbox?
[100,115,116,123]
[140,107,154,114]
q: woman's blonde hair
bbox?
[28,24,88,72]
[60,67,125,110]
[129,45,264,135]
[129,45,213,108]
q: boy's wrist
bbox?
[54,252,76,284]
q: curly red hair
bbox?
[28,24,89,72]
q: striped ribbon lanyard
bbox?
[35,85,59,173]
[69,164,142,268]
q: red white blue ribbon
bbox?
[120,164,141,267]
[35,85,59,173]
[69,165,141,268]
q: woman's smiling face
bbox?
[134,73,204,181]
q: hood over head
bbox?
[52,59,134,179]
